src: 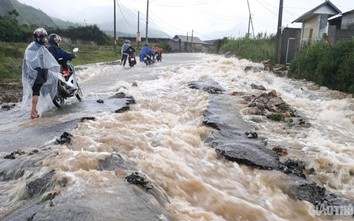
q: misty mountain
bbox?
[0,0,169,38]
[205,22,248,40]
[72,4,171,38]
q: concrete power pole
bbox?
[146,0,149,44]
[191,30,194,51]
[246,0,255,40]
[137,11,140,50]
[275,0,284,64]
[114,0,117,55]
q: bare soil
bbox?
[0,82,22,104]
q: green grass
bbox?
[0,42,119,82]
[67,44,119,66]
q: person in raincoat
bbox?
[139,44,155,65]
[121,39,132,67]
[21,27,60,119]
[152,44,163,62]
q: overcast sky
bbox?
[18,0,353,39]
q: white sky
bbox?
[18,0,353,40]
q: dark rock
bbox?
[203,95,280,170]
[272,146,288,156]
[98,153,129,171]
[111,92,127,98]
[26,170,55,197]
[245,131,258,138]
[306,168,316,175]
[55,132,73,145]
[215,142,279,170]
[126,95,136,104]
[251,83,266,90]
[80,117,96,122]
[1,104,16,111]
[188,79,225,94]
[4,150,25,159]
[115,106,130,113]
[97,99,104,103]
[125,172,153,191]
[279,159,306,178]
[284,175,326,205]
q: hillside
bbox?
[0,0,55,26]
[0,0,75,28]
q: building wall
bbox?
[319,14,329,38]
[301,15,321,43]
[280,28,301,64]
[334,29,354,42]
[341,11,354,29]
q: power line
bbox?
[117,0,135,27]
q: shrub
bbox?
[289,39,354,94]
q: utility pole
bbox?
[275,0,284,64]
[247,14,251,38]
[113,0,117,55]
[191,30,194,51]
[146,0,149,44]
[137,11,140,50]
[246,0,255,40]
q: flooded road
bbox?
[0,53,353,220]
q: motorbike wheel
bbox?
[75,84,83,101]
[53,94,65,108]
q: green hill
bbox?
[0,0,74,28]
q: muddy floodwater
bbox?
[0,53,354,221]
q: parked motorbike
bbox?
[52,48,82,108]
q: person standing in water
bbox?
[21,27,60,119]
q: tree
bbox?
[0,10,25,42]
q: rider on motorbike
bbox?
[121,39,136,67]
[139,44,155,65]
[47,33,76,74]
[152,44,163,62]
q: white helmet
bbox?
[48,33,62,46]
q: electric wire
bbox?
[116,0,135,27]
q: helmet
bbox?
[125,39,130,43]
[48,33,62,46]
[33,28,48,44]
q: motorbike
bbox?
[155,52,162,62]
[143,54,156,66]
[128,50,137,67]
[52,48,83,108]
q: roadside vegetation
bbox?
[212,34,354,95]
[212,33,276,62]
[289,40,354,94]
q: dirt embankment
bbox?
[0,82,22,104]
